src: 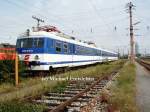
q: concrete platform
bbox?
[136,62,150,112]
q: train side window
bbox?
[102,51,104,56]
[50,40,54,48]
[68,44,73,54]
[63,43,68,53]
[56,41,62,53]
[47,39,54,49]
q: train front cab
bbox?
[16,37,47,70]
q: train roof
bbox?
[18,31,117,54]
[101,48,118,55]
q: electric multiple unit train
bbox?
[16,26,118,71]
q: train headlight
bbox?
[34,55,39,60]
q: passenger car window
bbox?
[63,43,68,53]
[56,41,62,52]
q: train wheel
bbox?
[49,66,54,75]
[64,66,70,72]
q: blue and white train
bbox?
[16,26,118,71]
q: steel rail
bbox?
[137,59,150,71]
[49,71,117,112]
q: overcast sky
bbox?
[0,0,149,54]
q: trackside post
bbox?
[15,52,19,86]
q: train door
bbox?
[99,50,102,62]
[69,44,75,67]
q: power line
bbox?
[3,0,80,36]
[3,0,128,33]
[88,0,127,47]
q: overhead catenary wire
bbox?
[87,0,127,49]
[1,0,145,53]
[2,0,128,32]
[2,0,127,29]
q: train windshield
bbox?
[16,38,44,48]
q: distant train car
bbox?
[0,44,16,60]
[16,26,118,71]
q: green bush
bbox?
[0,60,26,84]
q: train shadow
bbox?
[21,61,113,78]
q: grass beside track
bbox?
[109,62,138,112]
[0,60,125,101]
[0,60,126,112]
[0,102,45,112]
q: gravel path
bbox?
[136,62,150,112]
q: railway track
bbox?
[137,59,150,71]
[30,68,121,112]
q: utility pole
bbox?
[126,2,135,63]
[32,16,44,30]
[145,48,147,57]
[72,30,74,34]
[91,28,93,33]
[117,48,120,58]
